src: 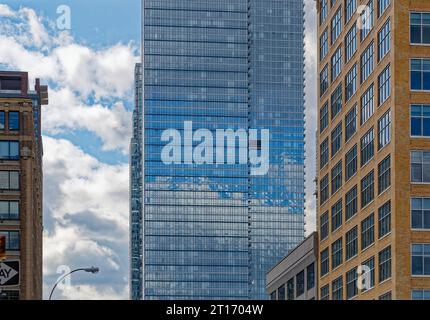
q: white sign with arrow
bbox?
[0,261,19,286]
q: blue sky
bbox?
[0,0,318,299]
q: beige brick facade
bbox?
[316,0,430,300]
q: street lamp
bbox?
[48,266,99,300]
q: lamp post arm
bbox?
[48,268,86,300]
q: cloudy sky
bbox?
[0,0,317,299]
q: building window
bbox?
[411,197,430,230]
[320,174,329,205]
[0,231,20,250]
[307,263,315,290]
[378,65,391,105]
[362,256,375,291]
[361,213,375,250]
[287,278,294,300]
[331,122,342,157]
[379,246,392,282]
[345,64,357,101]
[8,112,19,131]
[378,155,391,194]
[320,102,329,132]
[360,42,374,83]
[332,199,343,232]
[321,248,329,277]
[361,170,374,208]
[360,128,374,167]
[332,276,343,300]
[378,0,390,17]
[0,111,5,130]
[331,7,342,44]
[346,267,358,299]
[320,29,329,61]
[278,285,285,300]
[412,243,430,276]
[345,106,357,143]
[360,84,374,125]
[332,237,343,269]
[345,185,358,220]
[320,138,329,168]
[378,110,391,150]
[0,141,19,160]
[320,64,329,96]
[360,0,374,41]
[345,24,357,63]
[320,284,330,300]
[346,226,358,260]
[331,161,343,195]
[331,46,342,81]
[270,291,276,300]
[320,0,328,25]
[378,19,390,62]
[0,290,19,300]
[411,104,430,137]
[412,289,430,300]
[0,201,19,220]
[345,145,357,181]
[296,270,305,297]
[379,292,392,300]
[331,84,343,120]
[321,211,329,240]
[378,200,391,238]
[411,150,430,183]
[410,12,430,44]
[0,171,19,190]
[411,58,430,91]
[345,0,357,24]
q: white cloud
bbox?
[43,136,129,300]
[0,4,14,17]
[0,6,138,153]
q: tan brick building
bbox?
[0,71,47,300]
[316,0,430,300]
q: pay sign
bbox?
[0,261,19,286]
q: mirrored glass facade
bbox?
[140,0,305,300]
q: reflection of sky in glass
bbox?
[141,0,305,300]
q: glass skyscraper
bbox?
[136,0,305,300]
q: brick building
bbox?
[316,0,430,300]
[0,71,47,300]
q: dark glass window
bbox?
[287,278,294,300]
[361,213,375,250]
[320,138,329,168]
[332,237,343,269]
[321,211,329,240]
[331,84,343,119]
[346,267,358,299]
[411,104,430,137]
[410,13,430,45]
[411,151,430,183]
[378,201,391,238]
[378,110,391,149]
[320,174,329,205]
[361,170,374,208]
[332,276,343,300]
[0,141,19,160]
[320,102,329,133]
[345,145,357,181]
[320,284,329,300]
[411,197,430,230]
[378,19,390,62]
[296,270,305,297]
[331,160,343,195]
[378,155,391,194]
[321,248,329,277]
[0,112,5,130]
[331,199,343,232]
[8,112,19,131]
[0,230,20,250]
[411,58,430,91]
[307,263,315,290]
[360,128,374,166]
[0,201,19,220]
[345,106,357,142]
[345,185,358,220]
[379,246,391,282]
[412,244,430,276]
[277,285,285,300]
[345,226,358,260]
[331,122,342,157]
[362,257,375,291]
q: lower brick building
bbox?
[0,71,47,300]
